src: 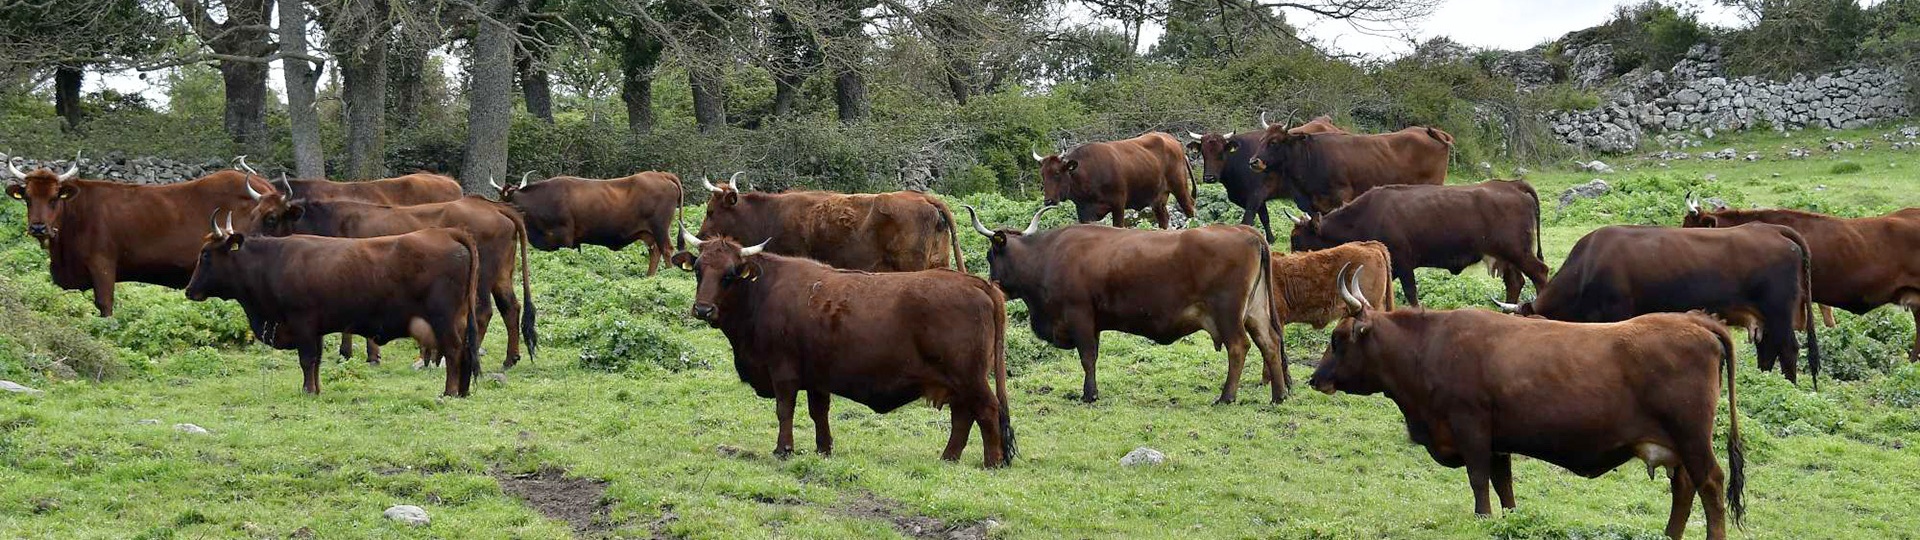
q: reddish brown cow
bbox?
[250,196,536,369]
[965,205,1288,403]
[1247,112,1454,215]
[1311,268,1745,540]
[5,159,272,316]
[185,218,482,397]
[493,171,683,275]
[1682,200,1920,362]
[1289,180,1549,307]
[1034,132,1197,229]
[670,232,1014,467]
[698,174,962,272]
[1187,115,1351,241]
[1271,240,1395,327]
[237,157,463,221]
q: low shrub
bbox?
[573,316,699,374]
[1830,161,1865,174]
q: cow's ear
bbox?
[670,252,696,272]
[4,184,21,200]
[722,192,739,206]
[1185,141,1200,153]
[284,204,306,222]
[990,233,1007,246]
[1225,141,1240,154]
[56,184,77,200]
[225,234,246,252]
[736,261,761,282]
[1063,160,1079,172]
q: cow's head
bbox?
[5,154,82,247]
[241,172,306,236]
[490,171,536,203]
[1032,150,1078,206]
[185,212,248,302]
[697,171,751,231]
[961,204,1056,286]
[1185,131,1239,183]
[1309,263,1387,395]
[1246,111,1304,174]
[1283,209,1335,252]
[671,215,770,327]
[1678,191,1730,228]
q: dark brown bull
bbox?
[493,170,683,275]
[185,216,482,397]
[1503,224,1822,385]
[1311,267,1745,540]
[697,174,963,271]
[5,158,272,316]
[669,232,1014,467]
[1683,200,1920,362]
[964,205,1288,403]
[250,195,536,369]
[1289,180,1549,307]
[1246,112,1454,215]
[1034,132,1197,229]
[1186,117,1347,241]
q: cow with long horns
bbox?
[1288,180,1549,307]
[1034,132,1197,229]
[1246,111,1454,215]
[5,156,272,317]
[185,214,483,396]
[1499,223,1823,385]
[1186,115,1349,241]
[491,170,683,275]
[671,227,1015,467]
[1312,266,1746,540]
[1681,196,1920,363]
[697,172,964,272]
[965,205,1289,403]
[238,158,462,232]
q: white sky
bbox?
[86,0,1777,109]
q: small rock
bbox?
[1478,161,1492,171]
[1557,179,1611,209]
[135,419,160,425]
[0,380,43,395]
[1702,127,1716,139]
[173,423,210,434]
[486,373,507,384]
[1514,167,1531,177]
[384,505,430,526]
[1816,184,1827,191]
[1704,174,1718,181]
[1771,172,1782,178]
[1120,447,1166,467]
[1578,160,1613,173]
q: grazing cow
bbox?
[1246,112,1454,215]
[670,232,1014,467]
[492,170,683,275]
[1034,132,1197,229]
[249,196,537,369]
[1683,199,1920,362]
[697,174,963,272]
[184,216,482,396]
[1502,224,1822,384]
[5,159,271,316]
[1187,115,1351,241]
[964,205,1288,403]
[1311,267,1745,540]
[1289,180,1549,307]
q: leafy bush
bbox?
[1830,160,1865,174]
[1819,308,1917,381]
[1548,172,1744,226]
[1869,363,1920,408]
[0,276,127,382]
[572,316,698,374]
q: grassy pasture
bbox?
[2,126,1919,539]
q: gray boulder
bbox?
[1120,447,1166,467]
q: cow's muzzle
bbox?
[691,303,717,322]
[1309,376,1336,395]
[1201,174,1219,184]
[27,223,49,237]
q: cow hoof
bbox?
[773,448,794,460]
[503,355,521,370]
[1213,397,1235,406]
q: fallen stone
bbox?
[173,423,210,435]
[0,380,42,395]
[1120,447,1166,467]
[1558,179,1611,209]
[1578,160,1613,173]
[384,505,430,526]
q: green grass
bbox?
[2,124,1920,539]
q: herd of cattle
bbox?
[5,113,1918,539]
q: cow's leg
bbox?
[1395,266,1422,308]
[493,279,522,370]
[298,338,323,395]
[1910,306,1918,363]
[807,389,833,457]
[942,406,975,462]
[1256,204,1276,243]
[1500,264,1525,304]
[976,398,1007,468]
[642,232,662,276]
[772,380,798,459]
[337,334,354,361]
[1677,436,1729,540]
[1215,330,1251,405]
[1666,466,1697,539]
[1454,420,1495,516]
[87,263,116,317]
[1820,305,1836,327]
[1247,311,1290,403]
[1074,327,1102,403]
[1764,312,1800,384]
[1491,453,1516,510]
[1151,203,1171,229]
[1110,208,1128,229]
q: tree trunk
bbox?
[388,42,428,129]
[461,0,522,192]
[833,67,868,122]
[945,64,971,106]
[342,46,389,179]
[518,55,554,123]
[622,71,654,135]
[218,59,271,152]
[689,64,727,133]
[771,76,802,118]
[54,65,83,131]
[616,19,663,135]
[278,0,325,179]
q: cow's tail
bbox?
[940,200,966,272]
[458,230,483,394]
[1716,320,1746,528]
[1256,233,1289,386]
[985,281,1014,464]
[1377,245,1397,310]
[1785,228,1821,389]
[1174,152,1199,220]
[1521,180,1544,263]
[509,205,537,362]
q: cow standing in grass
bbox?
[493,171,683,275]
[1246,112,1454,215]
[1035,132,1197,229]
[1312,267,1745,540]
[1288,180,1549,307]
[698,173,963,272]
[672,231,1014,467]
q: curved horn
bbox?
[518,171,533,189]
[680,227,705,248]
[1280,207,1310,225]
[210,210,223,234]
[1336,263,1362,311]
[1348,265,1372,310]
[739,237,771,257]
[1031,149,1046,162]
[1021,205,1058,236]
[279,173,294,199]
[1490,295,1520,313]
[6,156,26,180]
[234,155,257,176]
[1223,131,1234,138]
[222,211,236,237]
[489,177,504,191]
[1260,111,1271,129]
[729,171,749,192]
[1685,190,1699,213]
[960,204,994,237]
[1187,131,1204,140]
[57,152,79,181]
[244,176,265,200]
[702,176,723,193]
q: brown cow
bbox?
[670,232,1014,467]
[1311,267,1745,540]
[1289,180,1549,307]
[493,170,683,275]
[250,195,536,369]
[1034,132,1197,229]
[1271,240,1395,327]
[697,174,963,272]
[5,159,272,316]
[1247,112,1453,215]
[185,216,482,397]
[237,157,463,222]
[1683,200,1920,362]
[964,205,1288,403]
[1186,117,1348,241]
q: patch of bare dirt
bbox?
[832,492,996,540]
[494,468,615,536]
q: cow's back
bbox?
[1273,240,1393,326]
[1033,224,1263,339]
[52,171,261,289]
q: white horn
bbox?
[222,211,236,237]
[279,173,294,199]
[1490,296,1520,313]
[680,228,705,248]
[730,171,747,191]
[1260,111,1271,129]
[960,204,994,237]
[1348,265,1372,311]
[1336,263,1362,311]
[234,155,257,176]
[1031,150,1045,162]
[519,171,533,189]
[245,177,265,200]
[57,152,79,181]
[703,177,723,193]
[739,238,771,257]
[489,177,503,191]
[1187,131,1204,140]
[1224,131,1234,138]
[210,211,223,234]
[7,157,26,180]
[1021,205,1058,236]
